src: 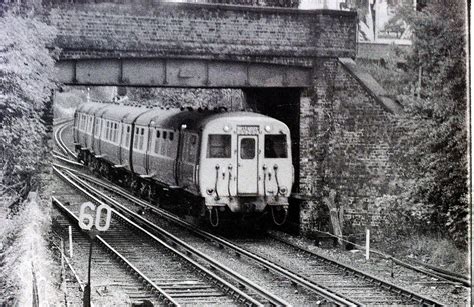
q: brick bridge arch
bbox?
[45,0,401,235]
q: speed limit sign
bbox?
[79,202,112,231]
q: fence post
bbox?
[69,226,73,258]
[365,200,371,261]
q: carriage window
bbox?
[186,135,198,162]
[240,138,255,159]
[207,134,231,158]
[133,127,139,149]
[106,121,110,140]
[125,125,130,146]
[169,132,174,141]
[114,123,118,143]
[95,118,100,136]
[154,137,160,154]
[163,131,167,140]
[264,135,288,158]
[156,130,160,138]
[139,128,145,150]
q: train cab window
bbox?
[264,135,288,158]
[240,138,255,159]
[207,134,231,158]
[156,130,160,138]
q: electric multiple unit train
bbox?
[73,102,293,226]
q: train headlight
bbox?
[206,188,214,195]
[264,125,272,132]
[223,124,231,132]
[280,186,288,195]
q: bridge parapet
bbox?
[45,1,357,65]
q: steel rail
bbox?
[54,164,357,306]
[269,234,446,307]
[53,118,74,127]
[50,237,85,292]
[52,196,180,306]
[54,121,78,159]
[63,165,446,307]
[53,153,84,167]
[53,166,268,307]
[410,260,471,287]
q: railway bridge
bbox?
[45,0,402,234]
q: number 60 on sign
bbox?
[79,202,112,231]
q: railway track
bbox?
[53,117,451,306]
[53,120,79,160]
[53,165,294,306]
[53,163,446,306]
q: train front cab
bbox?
[199,114,293,225]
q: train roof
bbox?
[76,102,283,131]
[99,105,145,122]
[76,102,106,114]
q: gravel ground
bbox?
[268,230,471,305]
[52,171,247,306]
[86,180,328,305]
[50,175,161,306]
[55,119,471,306]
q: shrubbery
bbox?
[360,1,468,248]
[0,11,57,189]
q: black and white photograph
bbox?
[0,0,471,305]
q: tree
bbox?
[393,0,468,247]
[0,11,57,192]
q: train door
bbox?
[237,135,259,195]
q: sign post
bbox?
[78,202,112,307]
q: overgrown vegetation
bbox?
[0,8,59,305]
[360,1,468,249]
[127,87,245,110]
[0,11,57,190]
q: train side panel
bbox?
[148,127,179,187]
[177,131,200,194]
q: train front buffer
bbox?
[198,115,293,226]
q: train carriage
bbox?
[74,102,294,226]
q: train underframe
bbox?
[77,148,288,228]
